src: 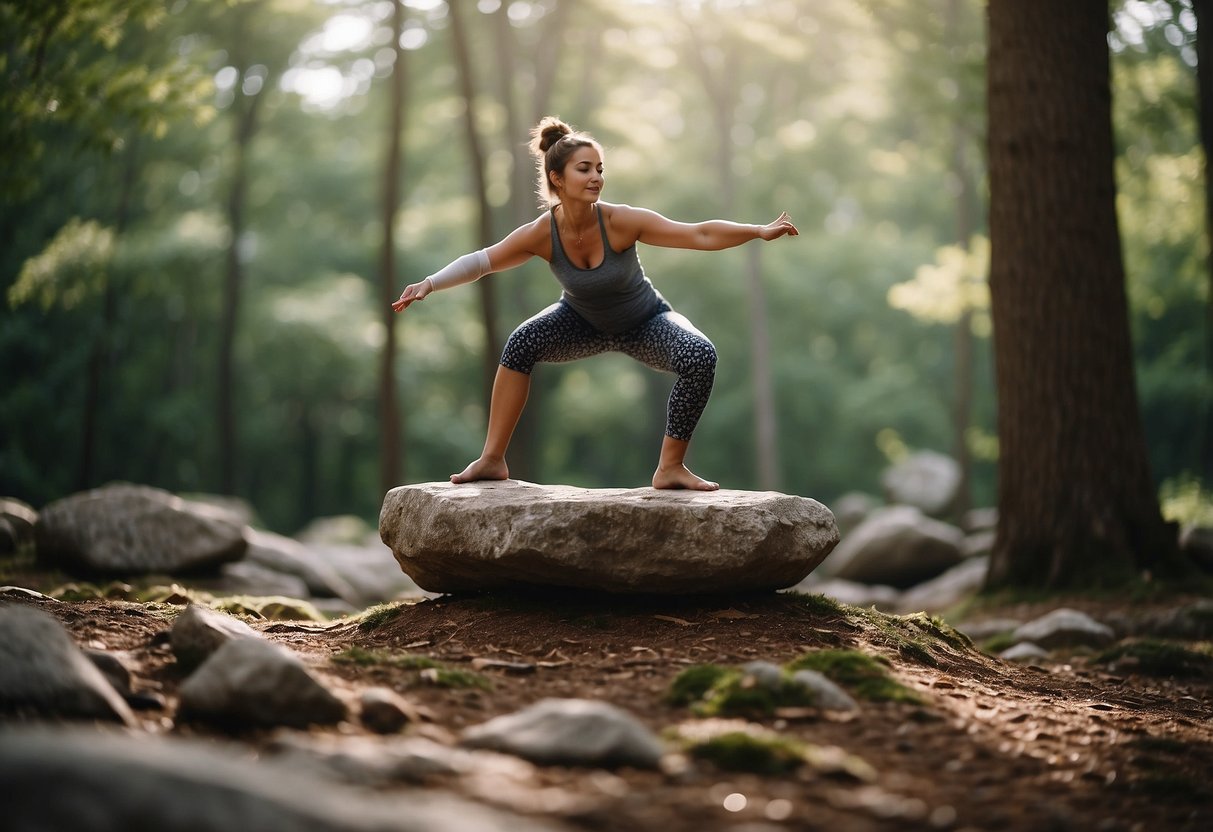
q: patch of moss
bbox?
[667,664,731,706]
[794,592,847,617]
[901,611,973,652]
[687,731,807,775]
[355,602,407,632]
[668,663,822,716]
[330,648,489,689]
[426,667,492,691]
[786,649,923,704]
[1094,640,1213,678]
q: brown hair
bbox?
[529,116,602,209]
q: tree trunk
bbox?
[1192,0,1213,485]
[985,0,1180,588]
[217,45,264,496]
[377,0,406,495]
[448,0,501,405]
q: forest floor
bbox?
[12,581,1213,832]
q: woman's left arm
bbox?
[619,206,798,250]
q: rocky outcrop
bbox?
[34,483,245,574]
[380,481,839,595]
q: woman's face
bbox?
[552,145,603,204]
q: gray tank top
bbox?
[548,206,664,333]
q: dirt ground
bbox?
[9,586,1212,832]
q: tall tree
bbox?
[1191,0,1213,485]
[985,0,1180,588]
[447,0,501,404]
[377,0,407,494]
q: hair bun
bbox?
[535,116,572,153]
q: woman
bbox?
[393,117,798,491]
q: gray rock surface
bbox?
[360,686,420,734]
[789,668,860,711]
[897,556,988,614]
[832,492,880,536]
[296,514,375,546]
[213,560,313,599]
[0,726,569,832]
[178,636,346,728]
[1000,642,1051,662]
[0,605,134,724]
[1,497,37,551]
[34,483,246,574]
[170,604,261,670]
[381,481,839,595]
[461,698,664,769]
[880,451,961,516]
[244,528,363,604]
[818,506,964,589]
[1011,608,1115,650]
[311,542,425,602]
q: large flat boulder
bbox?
[379,481,838,595]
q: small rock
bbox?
[789,669,859,711]
[178,637,346,728]
[0,605,135,725]
[212,561,312,600]
[880,451,961,516]
[170,604,261,671]
[1011,608,1115,650]
[832,492,880,536]
[360,686,420,734]
[819,506,964,589]
[461,698,664,769]
[244,528,363,605]
[0,586,54,602]
[0,497,37,550]
[740,661,785,690]
[1000,642,1051,662]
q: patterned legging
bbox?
[499,301,717,441]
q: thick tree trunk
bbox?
[985,0,1179,588]
[448,0,501,406]
[377,0,406,495]
[1192,0,1213,485]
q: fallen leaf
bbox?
[653,615,693,626]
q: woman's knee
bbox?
[676,337,717,378]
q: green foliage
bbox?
[667,664,731,706]
[1160,475,1213,527]
[786,648,923,704]
[330,647,491,689]
[0,0,1202,538]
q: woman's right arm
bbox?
[392,219,546,312]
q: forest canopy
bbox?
[1,0,1208,534]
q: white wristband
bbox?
[426,249,491,291]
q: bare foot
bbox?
[450,456,509,484]
[652,464,719,491]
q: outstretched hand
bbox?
[759,211,799,241]
[391,278,432,312]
